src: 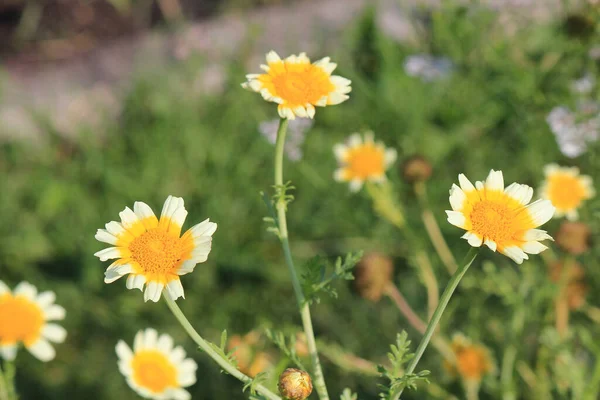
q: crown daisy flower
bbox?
[116,328,197,400]
[446,170,555,264]
[94,196,217,302]
[0,281,66,362]
[242,51,351,120]
[539,164,595,220]
[333,132,397,192]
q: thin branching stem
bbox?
[274,117,330,400]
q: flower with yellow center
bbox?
[333,132,397,192]
[446,334,494,382]
[242,51,351,120]
[539,164,595,220]
[0,281,66,362]
[94,196,217,302]
[116,328,197,400]
[446,170,555,264]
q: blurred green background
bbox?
[1,1,600,399]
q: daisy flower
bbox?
[0,281,66,362]
[242,51,351,120]
[539,164,595,220]
[116,328,197,400]
[333,132,397,192]
[94,196,217,302]
[446,170,555,264]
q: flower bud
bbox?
[555,222,591,255]
[401,155,432,183]
[278,368,313,400]
[354,252,393,302]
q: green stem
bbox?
[0,361,16,400]
[394,248,479,400]
[274,118,330,400]
[163,296,281,400]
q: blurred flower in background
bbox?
[539,164,595,220]
[227,331,273,377]
[571,72,596,94]
[446,334,495,383]
[546,103,600,158]
[403,54,453,82]
[259,118,313,161]
[549,261,588,310]
[333,131,397,192]
[116,328,197,400]
[0,281,66,362]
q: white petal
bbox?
[14,281,37,299]
[523,229,553,241]
[27,338,55,362]
[126,274,146,291]
[94,247,122,262]
[95,229,117,245]
[266,50,281,64]
[348,133,362,147]
[143,328,159,349]
[190,242,212,263]
[504,183,533,205]
[385,149,397,167]
[36,291,56,308]
[449,184,467,211]
[524,199,555,226]
[169,207,188,233]
[501,246,529,264]
[157,334,174,353]
[333,144,348,162]
[485,169,504,191]
[165,279,185,301]
[315,96,328,107]
[458,173,476,193]
[484,239,497,252]
[0,345,17,361]
[119,207,139,229]
[327,92,349,105]
[331,75,352,88]
[566,209,579,221]
[178,260,196,275]
[143,282,164,303]
[446,210,466,228]
[170,388,192,400]
[349,179,363,192]
[104,263,133,284]
[44,305,66,321]
[188,219,217,238]
[169,346,186,364]
[521,241,548,254]
[116,340,133,362]
[133,330,145,351]
[305,104,316,119]
[293,106,308,118]
[133,201,156,222]
[334,168,348,182]
[0,281,9,295]
[314,57,337,74]
[42,324,67,343]
[475,181,484,191]
[543,163,560,176]
[178,371,197,387]
[105,221,126,237]
[462,232,483,247]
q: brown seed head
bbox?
[555,222,591,255]
[278,368,313,400]
[401,155,433,183]
[354,252,393,302]
[549,261,588,310]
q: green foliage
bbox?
[243,372,269,396]
[340,388,358,400]
[207,330,239,371]
[265,329,306,370]
[301,252,362,305]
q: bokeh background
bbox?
[1,0,599,399]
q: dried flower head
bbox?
[227,331,272,377]
[278,368,313,400]
[555,221,591,255]
[354,253,393,302]
[446,170,555,264]
[402,155,433,183]
[549,261,588,310]
[242,51,351,120]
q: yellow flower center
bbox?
[131,350,178,393]
[466,192,533,246]
[259,62,334,107]
[0,294,44,346]
[547,173,587,210]
[128,228,193,278]
[456,347,489,381]
[346,144,385,179]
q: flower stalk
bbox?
[163,296,281,400]
[0,362,17,400]
[394,248,479,399]
[274,118,330,400]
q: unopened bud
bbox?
[401,155,432,183]
[354,252,393,302]
[278,368,313,400]
[555,222,591,255]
